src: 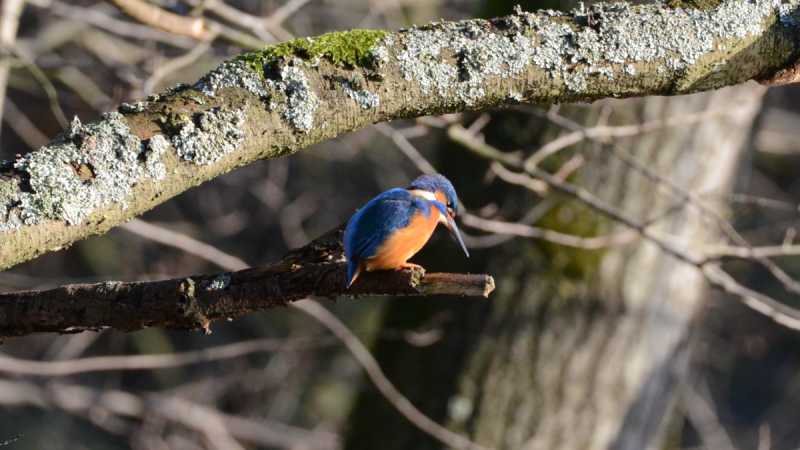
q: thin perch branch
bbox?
[0,225,495,342]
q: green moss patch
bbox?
[666,0,724,11]
[236,29,390,70]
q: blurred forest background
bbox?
[2,0,800,449]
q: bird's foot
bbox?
[396,262,423,270]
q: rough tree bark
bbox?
[0,0,799,271]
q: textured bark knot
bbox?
[176,278,210,333]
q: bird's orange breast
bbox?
[364,206,440,271]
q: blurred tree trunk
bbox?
[344,83,763,449]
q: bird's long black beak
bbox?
[446,214,469,257]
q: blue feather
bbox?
[347,259,360,288]
[409,174,459,214]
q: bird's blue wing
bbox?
[344,189,427,261]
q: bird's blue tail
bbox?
[347,260,360,288]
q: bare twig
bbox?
[44,331,103,361]
[489,162,685,257]
[701,264,800,330]
[27,0,197,48]
[397,117,631,250]
[0,337,334,376]
[196,0,279,43]
[447,124,522,168]
[6,45,69,128]
[375,122,438,175]
[106,0,211,40]
[142,39,214,96]
[461,213,638,250]
[2,98,50,149]
[265,0,312,28]
[683,380,737,450]
[524,130,585,171]
[203,20,266,49]
[606,141,800,295]
[0,0,25,141]
[466,113,491,134]
[383,119,604,250]
[121,218,249,271]
[459,198,560,249]
[666,240,800,260]
[55,67,112,112]
[552,153,584,181]
[278,192,318,248]
[702,193,797,212]
[187,0,302,43]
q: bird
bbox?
[344,174,469,288]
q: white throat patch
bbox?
[409,189,437,201]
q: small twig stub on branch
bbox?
[0,225,494,343]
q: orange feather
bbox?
[435,190,446,205]
[363,205,440,272]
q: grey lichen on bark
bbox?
[1,0,799,270]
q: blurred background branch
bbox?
[0,0,26,141]
[106,0,211,39]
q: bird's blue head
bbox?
[408,174,459,218]
[409,174,469,258]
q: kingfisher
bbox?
[344,174,469,288]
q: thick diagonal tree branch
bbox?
[1,0,800,270]
[0,225,495,343]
